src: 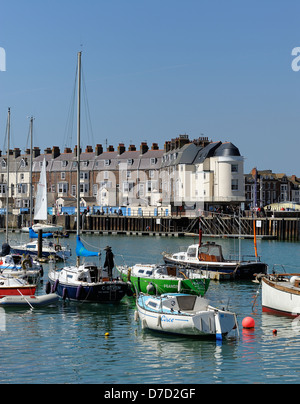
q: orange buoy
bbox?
[273,329,277,335]
[242,316,255,329]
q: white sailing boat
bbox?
[12,156,71,261]
[22,158,63,234]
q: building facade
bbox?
[0,135,247,217]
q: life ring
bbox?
[55,244,62,251]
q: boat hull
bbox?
[0,285,36,298]
[163,254,267,280]
[136,295,237,339]
[262,276,300,317]
[129,275,209,296]
[12,246,71,261]
[48,278,129,303]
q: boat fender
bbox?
[76,285,83,300]
[178,279,182,292]
[45,281,51,295]
[146,282,155,294]
[142,319,147,329]
[62,287,68,301]
[134,310,139,321]
[39,266,44,277]
[52,279,59,293]
[157,314,162,328]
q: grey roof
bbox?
[194,142,222,164]
[213,142,241,157]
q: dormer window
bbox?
[20,159,26,168]
[105,159,110,166]
[1,160,6,168]
[127,159,133,165]
[150,158,156,165]
[62,161,68,168]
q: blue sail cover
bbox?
[76,235,99,257]
[29,227,53,238]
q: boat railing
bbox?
[228,253,262,262]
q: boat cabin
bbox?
[186,243,224,262]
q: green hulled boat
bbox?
[116,263,210,296]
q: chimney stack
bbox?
[33,147,41,158]
[85,145,93,153]
[52,146,60,159]
[140,142,149,154]
[117,143,126,155]
[95,144,103,156]
[13,148,21,158]
[164,141,171,153]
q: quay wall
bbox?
[3,213,300,241]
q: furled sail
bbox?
[34,158,48,221]
[76,235,99,257]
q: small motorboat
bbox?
[136,293,238,340]
[0,243,43,283]
[163,241,267,280]
[11,238,71,261]
[117,263,210,296]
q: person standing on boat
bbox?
[104,246,114,280]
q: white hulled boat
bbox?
[136,293,238,340]
[261,273,300,317]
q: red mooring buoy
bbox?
[242,316,255,329]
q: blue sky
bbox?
[0,0,300,174]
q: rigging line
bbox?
[62,63,78,148]
[79,234,101,251]
[82,69,95,147]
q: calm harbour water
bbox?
[1,232,300,384]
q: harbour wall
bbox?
[3,213,300,241]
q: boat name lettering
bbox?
[161,315,174,323]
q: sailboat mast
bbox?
[76,51,82,266]
[29,116,34,226]
[5,107,10,243]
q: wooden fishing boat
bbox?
[117,263,210,296]
[163,241,267,280]
[136,293,238,340]
[261,273,300,317]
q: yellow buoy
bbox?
[105,332,110,337]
